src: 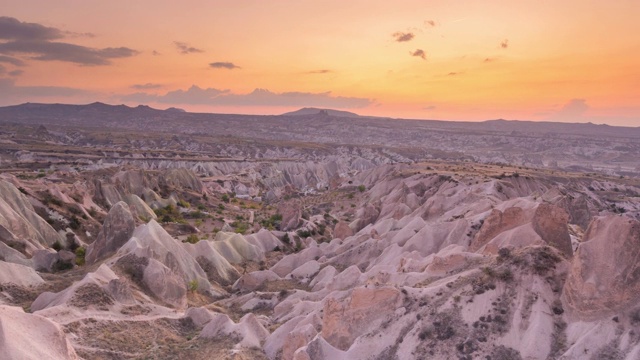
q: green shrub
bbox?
[75,246,86,266]
[357,185,366,192]
[184,234,200,244]
[188,279,198,292]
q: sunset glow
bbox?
[2,0,639,125]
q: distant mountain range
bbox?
[0,102,638,139]
[281,107,361,118]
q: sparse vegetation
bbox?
[184,234,200,244]
[75,246,86,266]
[187,280,198,292]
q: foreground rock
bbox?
[86,201,136,264]
[0,305,78,360]
[563,215,640,320]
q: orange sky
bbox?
[1,1,639,125]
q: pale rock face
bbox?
[563,215,640,320]
[143,258,187,308]
[200,313,270,348]
[233,270,281,292]
[470,207,528,252]
[333,221,353,240]
[279,199,303,231]
[350,203,380,232]
[160,168,205,193]
[0,261,44,287]
[0,241,31,267]
[0,305,79,360]
[0,180,64,252]
[123,194,157,221]
[321,286,402,351]
[116,220,212,295]
[531,203,573,257]
[86,201,136,264]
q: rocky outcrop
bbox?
[0,305,78,360]
[0,180,64,253]
[532,203,573,257]
[0,261,44,287]
[278,199,302,231]
[350,203,379,232]
[86,201,135,264]
[123,194,157,221]
[321,287,402,351]
[470,207,527,252]
[333,221,353,240]
[160,168,204,193]
[200,313,269,348]
[563,215,640,320]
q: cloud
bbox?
[0,17,138,66]
[152,50,161,56]
[130,83,163,90]
[305,69,333,74]
[209,62,240,69]
[423,105,437,110]
[0,16,63,41]
[121,86,373,109]
[425,20,436,27]
[447,72,460,76]
[555,99,590,119]
[63,31,95,38]
[500,39,509,49]
[174,41,203,54]
[0,55,25,66]
[8,69,23,76]
[0,41,138,65]
[483,57,495,63]
[410,49,426,60]
[122,85,229,105]
[0,78,89,105]
[392,32,415,42]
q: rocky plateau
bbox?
[0,104,639,359]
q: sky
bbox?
[1,1,639,126]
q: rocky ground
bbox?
[1,105,640,359]
[0,159,638,360]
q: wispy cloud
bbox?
[122,86,373,109]
[130,83,163,90]
[555,98,589,119]
[423,105,436,110]
[392,32,415,42]
[500,39,509,49]
[209,62,240,69]
[410,49,426,60]
[0,55,25,66]
[122,85,229,105]
[0,78,90,105]
[0,41,138,65]
[425,20,436,27]
[305,69,333,74]
[0,17,138,66]
[0,16,63,40]
[174,41,203,54]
